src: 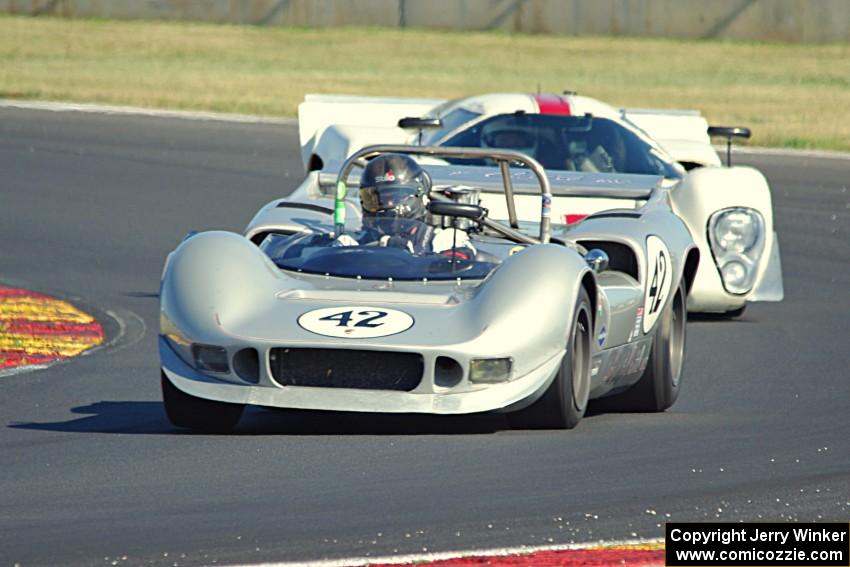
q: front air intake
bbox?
[269,348,423,392]
[233,348,260,383]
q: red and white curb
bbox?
[226,538,665,567]
[0,286,104,375]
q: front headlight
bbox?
[191,344,230,373]
[162,329,230,375]
[708,207,765,294]
[469,358,512,384]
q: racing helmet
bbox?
[359,154,431,222]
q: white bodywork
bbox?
[296,92,783,313]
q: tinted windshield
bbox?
[441,114,682,178]
[420,107,482,146]
[260,218,500,281]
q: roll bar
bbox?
[334,145,553,244]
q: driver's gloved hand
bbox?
[431,228,476,254]
[379,234,415,253]
[333,234,359,247]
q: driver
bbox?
[335,153,476,259]
[569,120,627,173]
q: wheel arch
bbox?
[682,246,700,295]
[580,271,598,329]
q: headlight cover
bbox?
[469,358,512,383]
[192,344,230,373]
[708,207,765,294]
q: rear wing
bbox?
[298,94,445,168]
[621,108,722,168]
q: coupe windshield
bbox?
[420,107,482,146]
[261,218,500,281]
[441,114,682,178]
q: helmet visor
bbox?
[359,185,422,214]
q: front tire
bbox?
[161,372,244,432]
[725,304,746,318]
[509,288,592,429]
[597,279,687,412]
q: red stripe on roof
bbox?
[532,93,572,115]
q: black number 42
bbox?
[648,250,667,315]
[319,310,387,328]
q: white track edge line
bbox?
[712,144,850,160]
[0,362,50,378]
[223,537,664,567]
[0,99,296,125]
[3,99,850,160]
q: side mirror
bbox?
[428,200,486,221]
[398,117,443,130]
[398,117,443,146]
[708,125,752,167]
[585,249,609,273]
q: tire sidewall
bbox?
[649,281,686,409]
[507,287,592,430]
[559,289,592,428]
[161,372,244,432]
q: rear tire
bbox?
[596,279,686,412]
[161,372,244,432]
[509,288,592,430]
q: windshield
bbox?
[420,107,482,146]
[441,114,683,179]
[260,218,500,281]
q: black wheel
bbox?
[597,279,687,412]
[725,304,746,318]
[509,288,592,429]
[161,372,244,432]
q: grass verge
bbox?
[2,15,850,150]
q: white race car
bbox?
[297,92,783,316]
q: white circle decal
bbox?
[643,235,673,335]
[298,306,414,338]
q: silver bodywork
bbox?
[160,146,697,415]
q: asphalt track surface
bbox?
[1,108,848,567]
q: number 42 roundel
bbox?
[642,235,673,335]
[298,306,414,338]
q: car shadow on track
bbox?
[237,407,510,435]
[9,401,173,434]
[687,313,758,323]
[8,402,519,435]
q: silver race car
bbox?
[160,142,698,432]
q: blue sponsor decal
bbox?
[541,195,552,218]
[598,325,607,347]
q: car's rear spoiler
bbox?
[319,165,660,200]
[298,94,445,168]
[621,107,722,168]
